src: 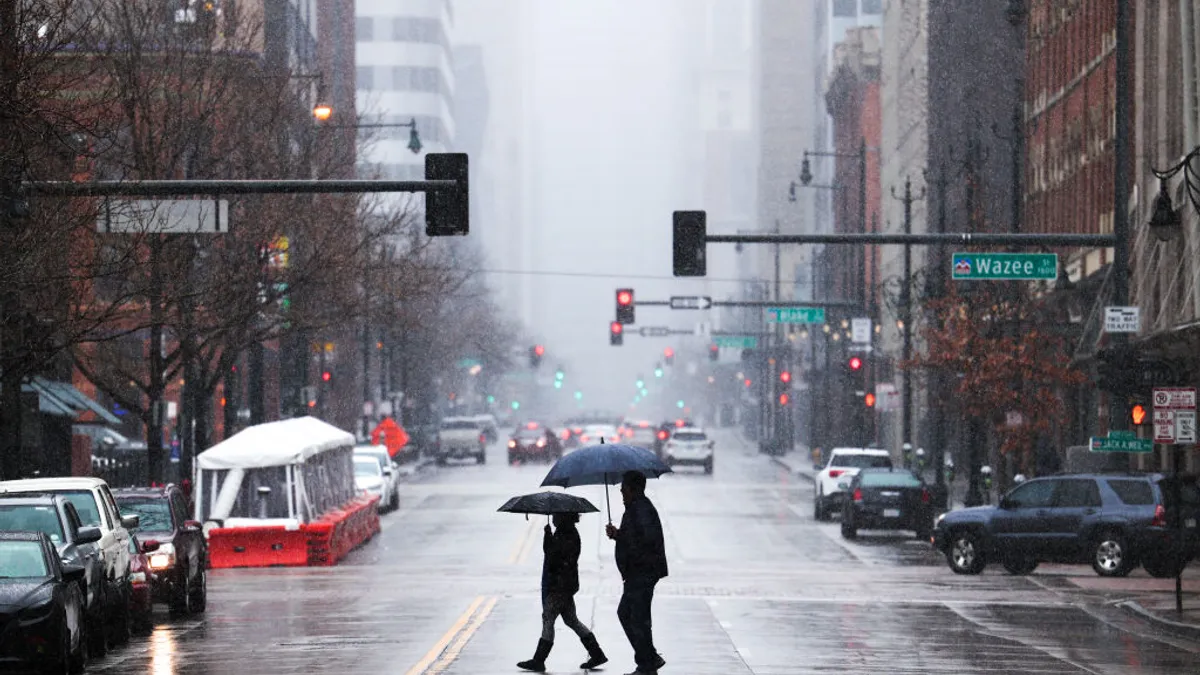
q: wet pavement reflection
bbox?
[86,430,1200,674]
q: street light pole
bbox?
[891,176,925,478]
[1108,0,1132,447]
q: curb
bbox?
[1116,600,1200,639]
[398,456,437,478]
[769,455,815,483]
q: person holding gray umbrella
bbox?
[499,492,608,672]
[606,470,668,675]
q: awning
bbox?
[22,376,122,425]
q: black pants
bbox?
[617,577,658,668]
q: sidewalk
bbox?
[396,454,437,479]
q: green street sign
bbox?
[765,307,826,324]
[456,358,481,369]
[951,253,1057,280]
[714,335,758,349]
[1089,433,1153,453]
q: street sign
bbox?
[669,296,713,310]
[766,307,826,324]
[639,326,672,337]
[1154,410,1177,443]
[851,318,872,344]
[1176,410,1197,443]
[875,383,899,412]
[714,335,758,349]
[951,252,1057,280]
[1104,306,1141,333]
[1090,432,1154,453]
[1152,387,1196,410]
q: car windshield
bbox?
[0,541,49,578]
[673,432,707,442]
[440,420,480,430]
[515,429,544,440]
[117,497,174,532]
[355,460,381,477]
[0,505,64,544]
[831,455,893,469]
[860,472,923,488]
[48,490,103,528]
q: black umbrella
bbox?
[498,491,600,519]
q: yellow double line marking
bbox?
[404,595,499,675]
[508,518,539,565]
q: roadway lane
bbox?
[89,428,1200,674]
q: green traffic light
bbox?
[486,395,495,403]
[555,370,564,380]
[574,391,583,400]
[554,380,563,389]
[655,368,663,378]
[676,400,684,409]
[641,388,649,396]
[636,379,644,389]
[511,401,520,410]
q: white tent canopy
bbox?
[197,417,355,470]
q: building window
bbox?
[861,0,882,15]
[356,16,372,41]
[833,0,856,17]
[357,66,374,90]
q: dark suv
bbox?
[932,473,1200,577]
[113,485,208,615]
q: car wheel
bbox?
[189,567,207,614]
[47,617,71,675]
[840,520,857,539]
[1001,555,1038,575]
[813,496,824,521]
[1091,529,1136,577]
[1142,554,1189,579]
[704,459,713,475]
[946,529,987,575]
[169,572,192,616]
[476,452,486,465]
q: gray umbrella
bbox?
[498,491,600,518]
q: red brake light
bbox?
[852,489,863,502]
[526,422,538,429]
[639,421,649,428]
[828,469,844,479]
[921,489,931,504]
[1152,504,1167,527]
[479,434,486,443]
[675,419,684,427]
[657,430,668,440]
[560,430,570,440]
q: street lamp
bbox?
[311,104,333,122]
[313,111,424,155]
[1147,180,1183,241]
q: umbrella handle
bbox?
[605,473,612,525]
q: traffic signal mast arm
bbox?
[27,178,458,196]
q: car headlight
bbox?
[149,542,176,571]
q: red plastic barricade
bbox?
[207,525,310,569]
[305,494,380,567]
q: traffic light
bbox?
[321,370,332,383]
[555,368,565,381]
[610,321,624,346]
[1131,403,1147,425]
[709,344,719,362]
[530,345,545,368]
[779,393,790,406]
[425,153,470,236]
[673,210,707,277]
[779,370,792,384]
[636,378,645,389]
[664,348,674,366]
[616,288,635,324]
[654,365,663,378]
[865,392,877,408]
[848,356,863,371]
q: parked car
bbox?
[814,448,893,521]
[0,495,111,656]
[0,477,137,646]
[113,484,208,615]
[127,534,157,633]
[839,468,934,540]
[354,445,400,511]
[932,473,1200,577]
[0,531,88,674]
[355,456,391,508]
[663,427,715,474]
[435,417,488,465]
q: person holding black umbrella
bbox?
[605,470,668,675]
[517,512,608,672]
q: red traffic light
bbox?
[534,345,545,356]
[321,371,332,382]
[779,393,790,406]
[865,392,876,407]
[617,290,633,306]
[779,371,791,383]
[611,322,623,334]
[744,378,752,388]
[848,356,863,371]
[664,347,674,358]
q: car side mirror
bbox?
[121,514,140,529]
[184,520,202,531]
[62,562,86,582]
[999,497,1014,510]
[141,539,160,553]
[383,467,394,476]
[76,526,102,544]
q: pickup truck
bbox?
[436,417,488,465]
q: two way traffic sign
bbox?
[669,296,713,310]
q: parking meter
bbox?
[902,443,913,468]
[915,447,927,472]
[981,464,993,497]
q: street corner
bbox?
[1115,598,1200,640]
[769,452,817,482]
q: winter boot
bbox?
[579,633,608,670]
[517,638,552,672]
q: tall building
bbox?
[355,0,456,182]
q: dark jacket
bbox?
[542,525,581,594]
[614,495,668,582]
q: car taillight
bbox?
[828,469,844,479]
[560,430,570,440]
[581,435,590,443]
[921,489,931,504]
[657,431,668,440]
[852,489,863,502]
[479,435,486,444]
[1152,504,1167,527]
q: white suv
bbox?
[665,427,714,474]
[814,448,893,521]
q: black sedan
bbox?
[0,531,88,673]
[840,468,934,540]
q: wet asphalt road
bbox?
[88,429,1200,674]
